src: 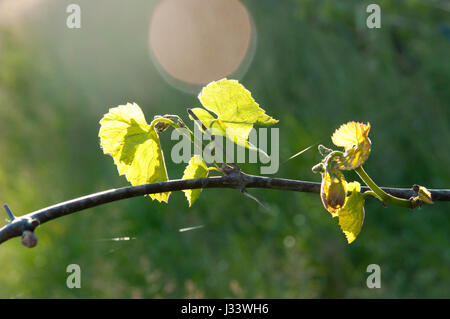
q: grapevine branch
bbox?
[1,168,449,247]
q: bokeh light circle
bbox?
[149,0,256,93]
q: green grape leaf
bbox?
[99,102,170,203]
[331,121,371,170]
[189,78,278,149]
[338,182,365,244]
[181,155,209,207]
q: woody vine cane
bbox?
[1,79,448,247]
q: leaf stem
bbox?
[355,166,411,208]
[153,116,222,169]
[152,117,203,153]
[362,191,382,201]
[186,109,230,167]
[207,167,223,174]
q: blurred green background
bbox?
[0,0,449,298]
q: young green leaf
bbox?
[338,182,365,244]
[189,78,278,149]
[99,103,170,203]
[331,121,371,170]
[181,155,209,207]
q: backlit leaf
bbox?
[190,78,278,149]
[338,182,365,244]
[182,155,209,207]
[99,102,170,203]
[331,121,371,170]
